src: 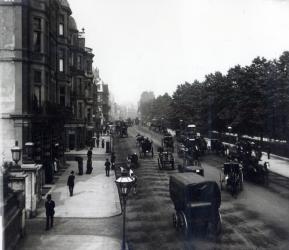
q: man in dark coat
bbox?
[105,159,111,177]
[86,148,93,174]
[45,194,55,230]
[67,171,75,196]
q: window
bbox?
[60,87,65,106]
[33,17,41,52]
[77,55,81,70]
[33,85,41,111]
[59,49,65,72]
[59,15,64,36]
[78,102,83,119]
[34,70,41,83]
[87,60,92,73]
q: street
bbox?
[15,126,289,250]
[117,126,289,250]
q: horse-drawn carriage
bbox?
[161,135,174,152]
[220,161,243,196]
[242,156,269,185]
[170,173,222,238]
[115,120,128,137]
[228,141,269,185]
[127,153,139,168]
[157,147,175,170]
[139,138,154,158]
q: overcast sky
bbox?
[69,0,289,105]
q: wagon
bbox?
[157,150,175,170]
[170,173,222,238]
[220,161,243,196]
[139,139,154,158]
[161,135,174,152]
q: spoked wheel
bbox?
[172,213,179,230]
[158,159,162,170]
[179,211,189,238]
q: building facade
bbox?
[0,0,98,183]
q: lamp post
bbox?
[11,141,22,167]
[115,173,134,250]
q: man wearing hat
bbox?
[45,194,55,230]
[67,171,75,196]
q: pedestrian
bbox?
[110,152,116,170]
[105,158,111,177]
[101,138,105,148]
[266,145,271,159]
[96,138,100,148]
[67,171,75,196]
[86,147,93,174]
[45,194,55,230]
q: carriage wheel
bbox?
[158,159,162,170]
[172,213,179,230]
[179,211,189,237]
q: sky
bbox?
[69,0,289,105]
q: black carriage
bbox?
[170,173,222,237]
[136,134,144,146]
[139,138,154,158]
[162,135,174,152]
[128,153,139,168]
[210,139,225,156]
[220,161,243,196]
[120,125,128,137]
[157,148,175,170]
[242,156,269,185]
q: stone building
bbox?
[0,0,95,183]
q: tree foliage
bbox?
[137,51,289,140]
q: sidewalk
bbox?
[38,160,121,218]
[43,137,121,217]
[260,152,289,178]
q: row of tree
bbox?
[138,51,289,141]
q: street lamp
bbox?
[11,141,22,167]
[115,172,135,250]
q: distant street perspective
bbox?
[2,0,289,250]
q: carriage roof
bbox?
[170,173,221,207]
